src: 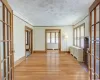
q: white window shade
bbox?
[51,33,55,43]
[81,26,84,37]
[47,33,50,43]
[77,28,80,38]
[75,29,76,38]
[56,32,58,43]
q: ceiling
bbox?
[7,0,94,26]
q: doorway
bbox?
[89,0,100,79]
[0,0,14,80]
[25,26,33,58]
[45,29,61,53]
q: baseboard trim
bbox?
[33,50,46,53]
[47,49,59,50]
[61,51,70,53]
[33,50,70,53]
[14,56,25,67]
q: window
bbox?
[47,32,59,44]
[73,23,85,48]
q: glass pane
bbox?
[81,26,84,37]
[0,42,4,61]
[5,7,7,23]
[75,39,76,46]
[75,29,76,38]
[5,24,7,40]
[91,56,94,71]
[81,38,84,48]
[6,59,8,80]
[47,33,50,43]
[91,41,94,55]
[7,26,9,40]
[96,24,100,59]
[77,39,80,46]
[74,29,77,46]
[92,26,94,41]
[92,10,94,25]
[96,41,99,59]
[8,27,11,41]
[51,33,55,43]
[96,23,99,41]
[88,54,90,68]
[10,55,12,68]
[91,26,94,55]
[77,28,80,37]
[1,62,4,80]
[8,12,10,26]
[96,5,99,23]
[0,1,3,20]
[56,32,58,43]
[96,60,99,76]
[0,22,3,40]
[6,42,9,58]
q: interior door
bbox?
[89,0,100,80]
[25,27,33,57]
[0,0,14,80]
[29,31,32,54]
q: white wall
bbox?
[33,26,73,51]
[13,13,34,62]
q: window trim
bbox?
[45,29,61,52]
[47,32,58,44]
[73,23,85,48]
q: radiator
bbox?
[70,46,83,62]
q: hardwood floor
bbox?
[14,50,89,80]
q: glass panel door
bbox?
[89,1,100,80]
[0,0,14,80]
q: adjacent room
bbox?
[0,0,100,80]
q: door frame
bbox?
[25,26,33,57]
[0,0,14,80]
[45,29,61,53]
[89,0,100,79]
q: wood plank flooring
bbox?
[14,51,89,80]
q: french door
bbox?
[89,0,100,80]
[0,0,14,80]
